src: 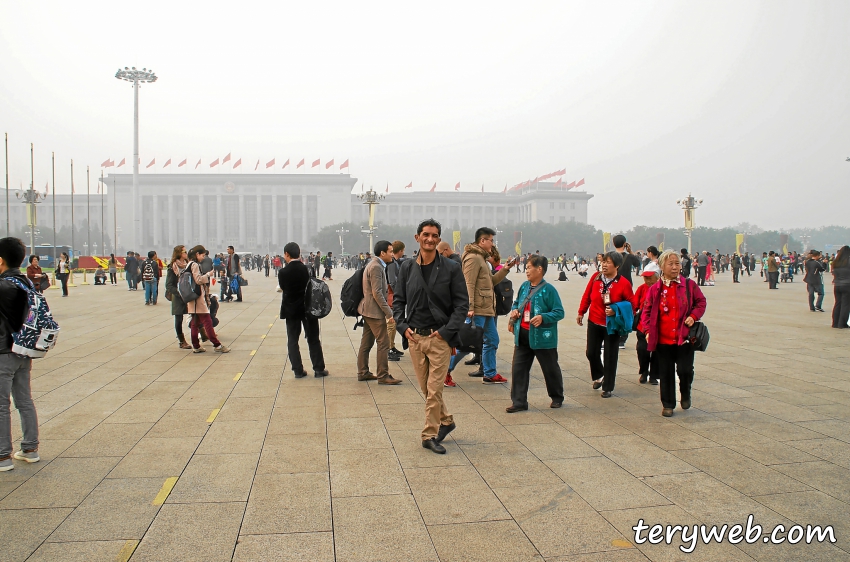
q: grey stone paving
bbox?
[2,268,849,561]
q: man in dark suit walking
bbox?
[279,242,328,378]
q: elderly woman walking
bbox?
[642,249,707,417]
[186,245,230,354]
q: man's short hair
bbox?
[0,238,26,268]
[374,240,392,256]
[681,248,688,254]
[392,240,405,254]
[417,218,441,236]
[603,251,624,268]
[647,246,659,257]
[474,227,496,244]
[147,250,156,259]
[284,242,301,259]
[612,234,627,248]
[527,254,548,274]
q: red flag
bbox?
[210,158,220,168]
[297,158,305,168]
[556,168,566,175]
[566,181,576,189]
[146,158,156,168]
[195,159,202,169]
[266,158,275,168]
[454,182,460,191]
[118,158,126,167]
[254,160,260,171]
[340,159,349,170]
[575,178,585,187]
[101,158,111,167]
[282,158,290,169]
[385,183,389,193]
[312,159,320,168]
[481,184,484,193]
[502,184,507,194]
[178,159,187,167]
[325,159,334,169]
[222,153,231,164]
[429,183,436,192]
[163,158,172,168]
[233,158,241,168]
[404,182,412,189]
[555,178,563,187]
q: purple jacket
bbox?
[642,275,707,352]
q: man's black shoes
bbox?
[505,405,528,413]
[464,355,480,366]
[436,422,456,443]
[314,370,329,378]
[422,438,446,454]
[294,370,308,379]
[468,368,484,377]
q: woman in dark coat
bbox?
[166,245,191,349]
[831,245,850,329]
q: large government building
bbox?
[4,173,592,256]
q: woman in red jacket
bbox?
[577,251,635,397]
[642,249,707,417]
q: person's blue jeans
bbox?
[449,315,499,377]
[0,354,37,460]
[144,280,158,304]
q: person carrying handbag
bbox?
[506,255,565,412]
[642,249,707,417]
[56,252,71,296]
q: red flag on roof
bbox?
[163,158,171,168]
[266,158,275,168]
[146,158,156,168]
[210,158,219,168]
[566,181,576,189]
[556,168,566,175]
[429,183,436,192]
[575,178,585,187]
[222,153,231,164]
[195,159,202,169]
[118,158,126,167]
[297,158,305,168]
[454,182,460,191]
[312,159,320,168]
[233,158,241,168]
[101,158,111,167]
[555,178,563,187]
[502,184,507,194]
[340,159,349,169]
[325,159,334,169]
[178,158,187,167]
[282,158,290,169]
[404,182,412,189]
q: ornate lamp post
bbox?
[335,228,349,255]
[357,186,384,253]
[676,194,702,255]
[114,66,157,250]
[18,144,45,255]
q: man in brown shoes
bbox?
[356,241,402,385]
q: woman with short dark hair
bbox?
[831,245,850,329]
[25,256,46,293]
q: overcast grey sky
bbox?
[1,0,848,232]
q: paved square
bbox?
[2,269,848,561]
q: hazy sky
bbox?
[1,0,848,232]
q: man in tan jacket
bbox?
[356,241,402,385]
[447,227,516,385]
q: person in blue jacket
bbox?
[506,255,565,412]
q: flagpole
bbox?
[4,132,8,236]
[52,153,56,267]
[100,169,105,255]
[70,160,75,261]
[112,177,117,255]
[87,165,91,256]
[29,144,34,255]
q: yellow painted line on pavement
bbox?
[268,323,273,327]
[261,334,266,339]
[250,349,257,356]
[611,539,634,548]
[233,372,243,381]
[152,477,179,506]
[206,408,220,423]
[115,539,139,561]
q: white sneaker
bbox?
[13,450,40,463]
[193,346,206,353]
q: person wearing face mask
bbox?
[642,249,707,417]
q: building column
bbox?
[152,195,159,249]
[199,194,206,243]
[167,194,174,248]
[256,192,263,251]
[238,194,246,247]
[183,194,190,244]
[286,194,293,243]
[272,194,279,247]
[301,194,308,246]
[216,194,223,246]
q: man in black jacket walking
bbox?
[125,251,138,291]
[393,219,469,454]
[279,242,328,378]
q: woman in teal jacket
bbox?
[506,255,565,412]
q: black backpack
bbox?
[494,277,514,316]
[305,278,332,319]
[339,267,366,317]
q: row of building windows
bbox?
[549,202,576,210]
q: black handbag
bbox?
[456,321,484,354]
[684,278,709,351]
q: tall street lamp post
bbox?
[335,228,349,255]
[677,194,702,255]
[357,186,384,253]
[18,144,45,255]
[115,66,157,251]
